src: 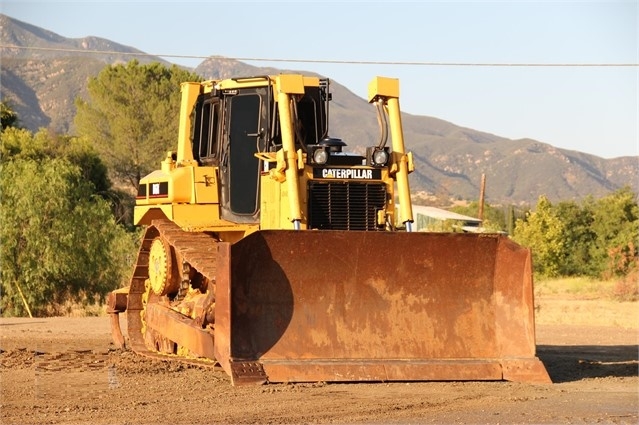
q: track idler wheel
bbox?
[148,237,180,297]
[143,236,181,354]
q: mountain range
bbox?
[1,14,636,206]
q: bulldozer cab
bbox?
[189,77,329,225]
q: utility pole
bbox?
[478,173,486,222]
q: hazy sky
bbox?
[2,0,638,159]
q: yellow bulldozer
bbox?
[107,74,551,385]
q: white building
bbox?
[409,205,482,233]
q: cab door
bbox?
[220,91,263,223]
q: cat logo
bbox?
[321,168,374,179]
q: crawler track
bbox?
[123,219,220,368]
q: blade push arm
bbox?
[276,75,307,229]
[368,77,414,230]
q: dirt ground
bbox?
[1,298,637,425]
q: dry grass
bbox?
[534,276,615,299]
[534,277,639,329]
[48,299,107,317]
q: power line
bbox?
[1,44,638,67]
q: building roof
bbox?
[411,205,482,224]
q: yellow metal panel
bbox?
[260,170,310,230]
[135,204,257,235]
[177,83,201,165]
[193,166,219,203]
[216,77,270,90]
[368,76,400,102]
[259,175,282,230]
[139,169,169,185]
[200,80,216,94]
[171,167,194,203]
[276,74,306,95]
[171,204,255,232]
[302,76,321,87]
[211,75,319,93]
[135,204,174,225]
[138,166,207,205]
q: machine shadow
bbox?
[537,344,639,383]
[230,232,295,359]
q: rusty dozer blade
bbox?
[213,230,551,385]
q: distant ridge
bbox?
[1,13,636,205]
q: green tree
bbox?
[1,101,19,130]
[0,129,137,316]
[57,136,112,194]
[589,187,638,278]
[1,128,110,194]
[1,127,135,227]
[513,196,566,277]
[0,127,53,160]
[513,189,638,279]
[74,60,201,189]
[555,199,596,276]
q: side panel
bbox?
[193,166,219,204]
[134,204,257,234]
[259,175,283,230]
[217,231,550,384]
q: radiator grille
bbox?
[308,181,387,230]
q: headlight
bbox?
[313,148,329,165]
[372,148,389,166]
[366,146,390,167]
